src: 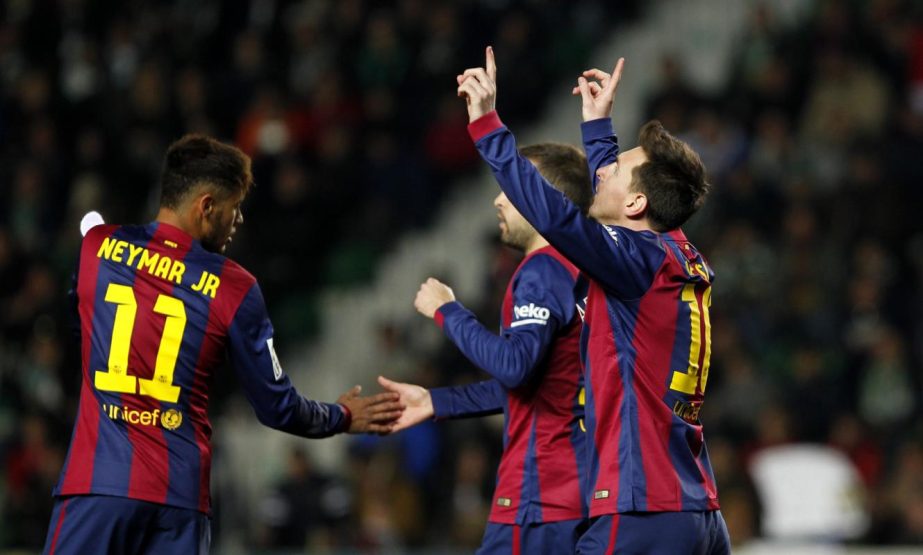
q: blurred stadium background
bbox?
[2,0,923,553]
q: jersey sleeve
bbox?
[582,117,619,193]
[434,254,575,389]
[227,284,347,438]
[469,111,664,299]
[430,379,505,419]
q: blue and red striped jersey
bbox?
[54,222,347,514]
[429,246,586,525]
[469,112,720,517]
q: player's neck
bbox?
[156,207,198,239]
[598,215,653,233]
[524,235,549,255]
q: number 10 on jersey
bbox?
[94,283,186,403]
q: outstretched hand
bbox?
[336,385,404,434]
[572,57,625,122]
[457,46,497,123]
[376,376,434,433]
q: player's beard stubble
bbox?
[499,218,535,252]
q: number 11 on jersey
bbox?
[94,283,186,403]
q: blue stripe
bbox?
[89,226,148,496]
[607,296,644,511]
[580,323,601,510]
[162,240,223,509]
[516,414,542,523]
[569,371,589,518]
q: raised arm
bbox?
[228,284,403,436]
[573,59,624,189]
[458,49,661,298]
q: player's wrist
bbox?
[422,390,435,419]
[338,402,353,433]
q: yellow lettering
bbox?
[202,274,220,299]
[167,261,185,285]
[139,250,160,273]
[152,410,160,426]
[128,410,140,424]
[154,256,172,279]
[140,411,152,425]
[191,271,207,291]
[97,237,117,259]
[126,244,144,266]
[111,240,127,263]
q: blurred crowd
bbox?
[2,0,923,552]
[685,0,923,545]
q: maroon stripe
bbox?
[48,498,70,555]
[633,258,682,510]
[512,524,521,555]
[60,226,113,493]
[605,514,620,555]
[192,259,254,511]
[587,279,622,515]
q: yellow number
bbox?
[578,387,586,432]
[669,284,712,395]
[94,283,186,403]
[95,284,138,394]
[138,295,185,403]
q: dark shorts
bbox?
[476,518,588,555]
[43,495,210,555]
[576,510,730,555]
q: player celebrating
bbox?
[43,135,403,554]
[379,142,592,554]
[457,48,730,553]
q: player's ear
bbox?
[195,192,215,220]
[625,192,647,218]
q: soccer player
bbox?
[378,142,592,554]
[456,48,731,553]
[43,135,404,555]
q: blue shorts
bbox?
[576,511,730,555]
[43,495,210,555]
[477,518,587,555]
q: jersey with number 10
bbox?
[469,112,720,517]
[54,222,347,514]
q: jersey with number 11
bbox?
[54,221,346,514]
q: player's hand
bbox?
[414,277,455,319]
[572,57,625,122]
[457,46,497,123]
[376,376,434,433]
[336,385,404,434]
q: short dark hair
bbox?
[631,120,709,231]
[519,143,592,213]
[160,134,253,209]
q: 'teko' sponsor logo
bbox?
[511,303,550,327]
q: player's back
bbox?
[581,228,720,517]
[55,221,255,513]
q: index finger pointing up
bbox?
[486,45,497,82]
[606,57,625,92]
